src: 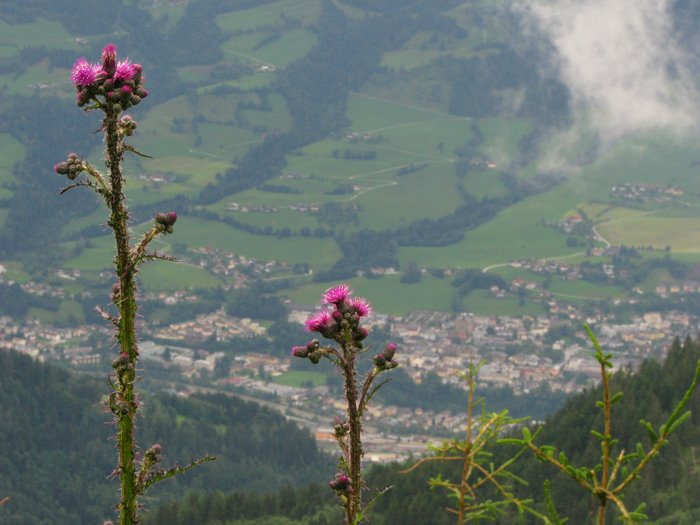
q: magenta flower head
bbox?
[101,43,117,74]
[114,60,137,83]
[350,297,372,317]
[323,284,352,305]
[71,58,99,87]
[305,310,335,333]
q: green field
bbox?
[459,289,546,316]
[166,216,341,267]
[212,207,320,232]
[398,187,579,270]
[0,17,81,54]
[139,261,222,291]
[347,92,458,131]
[216,0,321,33]
[28,299,85,325]
[65,216,342,270]
[548,279,625,301]
[287,274,455,316]
[5,5,699,312]
[273,369,328,387]
[477,117,533,160]
[597,215,700,253]
[0,62,73,96]
[220,29,316,67]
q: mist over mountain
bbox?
[517,0,700,170]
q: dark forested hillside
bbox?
[145,337,700,524]
[0,350,332,524]
[370,336,700,524]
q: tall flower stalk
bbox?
[293,284,398,524]
[403,362,532,524]
[55,44,212,525]
[504,325,700,524]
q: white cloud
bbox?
[518,0,700,145]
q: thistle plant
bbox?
[504,325,700,524]
[403,362,533,524]
[55,44,213,525]
[293,284,398,524]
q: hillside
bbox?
[146,336,700,524]
[1,1,699,317]
[0,350,332,524]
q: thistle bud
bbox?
[373,353,387,368]
[333,416,349,438]
[383,342,397,360]
[145,443,162,462]
[292,345,309,358]
[54,162,69,175]
[101,43,117,75]
[355,326,369,341]
[155,211,177,227]
[329,473,352,494]
[76,90,89,107]
[117,115,138,136]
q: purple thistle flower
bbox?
[114,60,137,82]
[384,342,397,360]
[350,297,372,317]
[71,58,99,87]
[323,284,352,305]
[305,310,334,333]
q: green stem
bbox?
[344,344,362,523]
[105,108,139,525]
[598,361,612,525]
[458,365,476,525]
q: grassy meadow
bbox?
[4,1,700,319]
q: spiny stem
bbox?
[343,344,363,522]
[105,107,139,525]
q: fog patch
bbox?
[517,0,700,168]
